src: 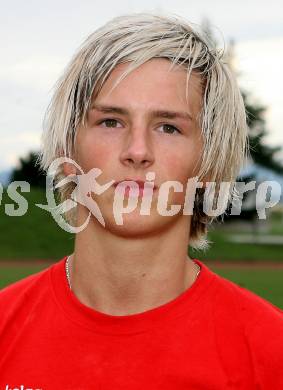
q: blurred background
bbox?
[0,0,282,307]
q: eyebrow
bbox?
[90,103,193,122]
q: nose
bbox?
[119,126,154,169]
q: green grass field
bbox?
[0,265,47,289]
[0,188,74,259]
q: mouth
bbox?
[112,179,157,197]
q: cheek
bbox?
[160,147,200,183]
[75,133,114,172]
[164,155,184,179]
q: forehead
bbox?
[92,58,203,115]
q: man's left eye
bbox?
[159,124,181,135]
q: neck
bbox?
[68,212,199,316]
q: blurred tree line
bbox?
[245,95,283,174]
[9,151,46,188]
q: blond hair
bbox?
[38,11,248,250]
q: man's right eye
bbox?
[97,119,122,128]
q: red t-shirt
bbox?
[0,256,282,390]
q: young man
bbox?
[0,12,282,389]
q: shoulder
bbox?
[0,260,64,322]
[198,261,283,387]
[201,263,283,341]
[211,269,283,322]
[198,260,283,320]
[0,265,50,302]
[201,260,283,347]
[0,259,67,350]
[210,267,283,381]
[0,260,64,358]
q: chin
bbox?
[83,194,184,237]
[100,211,181,239]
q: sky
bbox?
[0,0,282,171]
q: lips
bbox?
[112,178,157,198]
[113,179,157,190]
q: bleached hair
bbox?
[38,11,248,250]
